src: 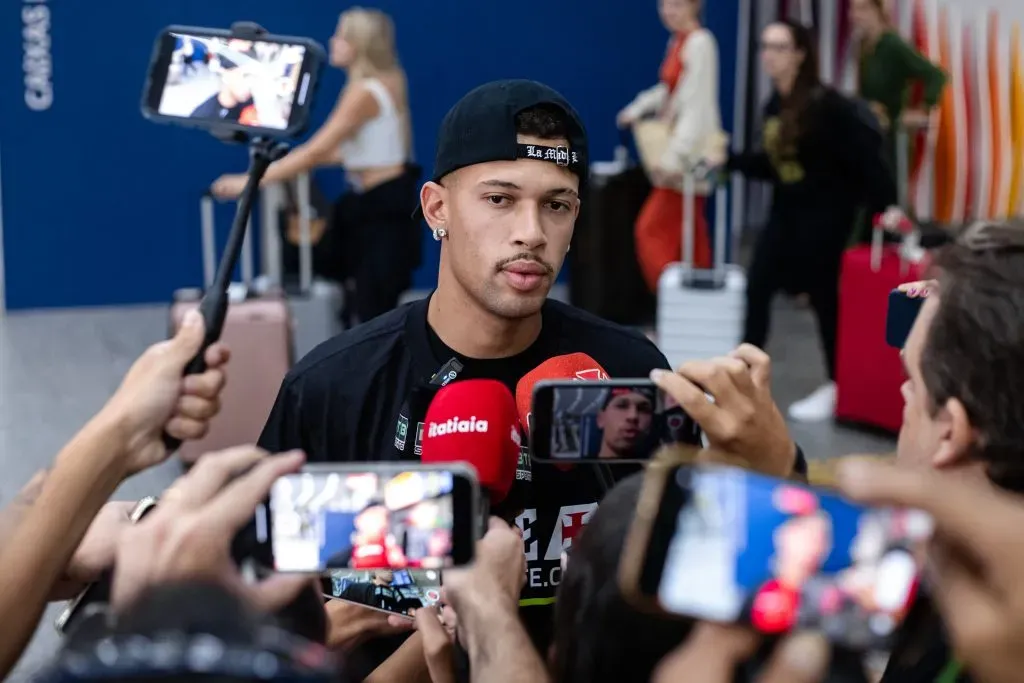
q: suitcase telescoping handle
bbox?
[870,127,913,274]
[682,165,728,289]
[163,140,283,453]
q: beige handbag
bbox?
[632,119,728,189]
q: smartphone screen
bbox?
[142,27,323,137]
[634,465,931,650]
[258,466,477,574]
[886,289,925,349]
[530,380,702,463]
[320,567,442,620]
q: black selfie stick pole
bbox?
[161,21,288,454]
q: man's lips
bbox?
[502,261,549,276]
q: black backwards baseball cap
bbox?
[414,79,589,218]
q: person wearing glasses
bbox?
[711,20,897,423]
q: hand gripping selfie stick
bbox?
[161,21,288,453]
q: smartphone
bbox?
[529,379,702,464]
[619,463,932,651]
[886,289,925,349]
[141,26,325,139]
[320,566,442,620]
[54,497,159,635]
[253,464,478,575]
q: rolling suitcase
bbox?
[170,194,292,465]
[834,218,925,433]
[285,172,344,360]
[657,172,746,370]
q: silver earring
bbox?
[432,226,448,241]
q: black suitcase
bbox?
[570,165,655,326]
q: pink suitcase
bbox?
[170,195,292,465]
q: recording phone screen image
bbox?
[323,567,442,618]
[656,467,932,650]
[156,33,307,129]
[549,384,692,461]
[268,470,455,573]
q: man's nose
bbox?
[511,204,546,250]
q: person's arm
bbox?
[362,632,431,683]
[259,83,380,184]
[887,34,947,109]
[724,100,778,181]
[0,413,129,675]
[458,599,549,683]
[659,31,724,172]
[0,316,226,678]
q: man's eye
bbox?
[486,195,509,206]
[547,201,570,212]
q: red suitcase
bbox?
[170,194,293,465]
[834,223,925,432]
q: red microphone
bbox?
[420,379,522,510]
[515,353,610,435]
[515,354,610,471]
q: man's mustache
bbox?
[495,254,555,274]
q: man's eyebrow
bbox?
[478,179,579,198]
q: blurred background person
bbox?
[851,0,946,183]
[718,20,896,423]
[212,7,420,326]
[617,0,725,292]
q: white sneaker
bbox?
[788,382,837,422]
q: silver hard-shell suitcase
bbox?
[657,171,746,369]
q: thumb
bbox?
[171,310,207,363]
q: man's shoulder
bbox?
[544,300,670,373]
[284,303,413,392]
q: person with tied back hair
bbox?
[714,19,898,424]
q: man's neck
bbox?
[428,276,542,360]
[217,91,238,108]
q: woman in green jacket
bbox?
[851,0,947,174]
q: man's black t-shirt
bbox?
[258,294,671,661]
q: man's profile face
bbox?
[373,570,394,585]
[596,391,653,455]
[356,506,388,536]
[438,133,580,320]
[896,296,943,468]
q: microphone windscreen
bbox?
[514,353,610,434]
[420,379,522,504]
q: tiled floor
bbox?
[0,293,894,679]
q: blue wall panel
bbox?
[2,1,736,310]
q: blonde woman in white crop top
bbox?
[212,7,413,198]
[212,8,421,324]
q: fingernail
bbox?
[183,309,202,328]
[650,369,666,382]
[908,287,918,296]
[781,632,829,675]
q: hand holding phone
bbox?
[620,463,932,651]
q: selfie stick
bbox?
[161,21,288,453]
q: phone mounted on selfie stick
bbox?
[160,21,290,453]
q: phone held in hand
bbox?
[618,463,933,651]
[253,463,478,576]
[529,379,702,464]
[141,25,325,139]
[886,288,925,349]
